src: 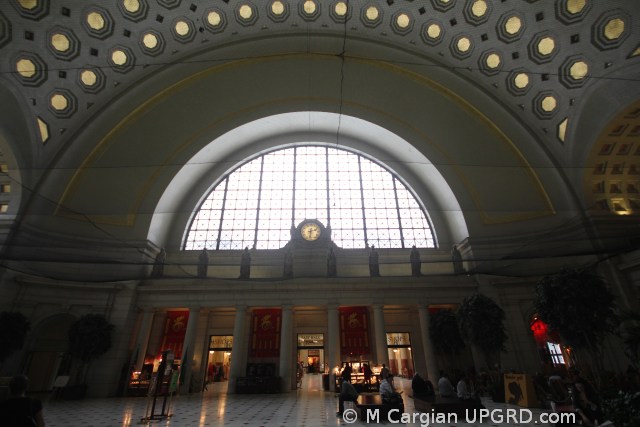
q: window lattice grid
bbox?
[257,149,295,249]
[547,342,566,367]
[183,145,435,250]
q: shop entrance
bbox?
[205,335,233,384]
[297,334,324,374]
[386,332,414,378]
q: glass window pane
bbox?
[184,145,435,250]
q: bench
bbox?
[412,395,480,416]
[356,394,404,422]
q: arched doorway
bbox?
[24,314,76,392]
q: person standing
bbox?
[341,363,353,384]
[0,375,45,427]
[363,363,373,390]
[380,363,389,380]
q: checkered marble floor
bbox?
[40,375,559,427]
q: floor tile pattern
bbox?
[40,375,558,427]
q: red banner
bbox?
[160,310,190,359]
[339,306,370,356]
[250,308,282,358]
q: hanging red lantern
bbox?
[530,318,548,346]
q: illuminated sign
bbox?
[297,334,324,347]
[209,335,233,349]
[386,332,411,346]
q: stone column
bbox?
[327,304,340,391]
[134,309,155,371]
[372,304,388,366]
[279,305,294,391]
[179,306,200,394]
[228,305,248,393]
[418,305,439,388]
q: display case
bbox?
[334,361,380,392]
[127,363,153,396]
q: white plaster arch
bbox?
[149,112,468,250]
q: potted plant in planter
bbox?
[429,309,465,370]
[63,313,114,399]
[456,293,508,402]
[0,311,30,368]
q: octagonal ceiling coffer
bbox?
[592,10,630,50]
[204,8,227,32]
[13,52,47,87]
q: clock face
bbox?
[300,222,322,241]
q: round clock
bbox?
[300,221,322,241]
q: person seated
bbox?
[437,372,456,398]
[569,374,603,427]
[337,379,359,416]
[411,372,435,400]
[0,374,45,427]
[457,373,485,409]
[380,374,403,406]
[456,374,473,400]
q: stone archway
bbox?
[24,313,76,392]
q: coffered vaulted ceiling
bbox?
[0,0,638,268]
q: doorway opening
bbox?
[386,332,414,379]
[297,333,324,374]
[205,335,233,384]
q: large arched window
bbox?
[183,145,436,250]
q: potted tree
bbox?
[534,267,617,388]
[63,313,114,399]
[457,293,508,402]
[0,311,30,368]
[429,309,465,370]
